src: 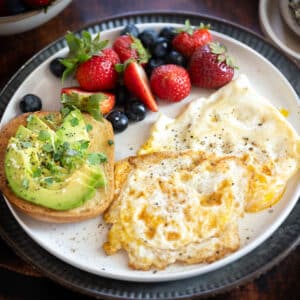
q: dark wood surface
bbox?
[0,0,299,299]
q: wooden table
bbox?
[0,0,299,299]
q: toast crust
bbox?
[0,111,114,223]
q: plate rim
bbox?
[0,11,299,299]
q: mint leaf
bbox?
[70,117,79,127]
[32,168,42,178]
[79,140,90,150]
[107,139,114,146]
[87,152,107,165]
[20,141,32,149]
[44,177,54,186]
[43,143,53,153]
[86,123,93,132]
[60,106,71,118]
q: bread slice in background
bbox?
[0,111,114,223]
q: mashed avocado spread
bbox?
[4,109,107,210]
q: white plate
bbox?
[1,23,300,282]
[259,0,300,61]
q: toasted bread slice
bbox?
[0,111,114,223]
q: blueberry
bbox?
[120,24,139,37]
[20,94,42,113]
[106,110,128,133]
[159,26,177,42]
[151,37,170,58]
[125,100,147,121]
[146,57,165,76]
[115,85,130,106]
[7,0,27,15]
[138,29,158,48]
[49,57,66,78]
[165,50,187,67]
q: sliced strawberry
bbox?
[123,61,158,112]
[113,35,149,64]
[61,87,115,120]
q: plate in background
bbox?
[259,0,300,61]
[0,0,72,35]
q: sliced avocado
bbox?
[15,125,37,141]
[56,109,89,144]
[27,114,57,151]
[5,146,105,210]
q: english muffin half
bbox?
[0,111,114,223]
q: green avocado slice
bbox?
[56,109,89,144]
[5,145,105,210]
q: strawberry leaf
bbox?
[177,19,194,35]
[209,42,238,69]
[131,36,151,64]
[61,31,109,81]
[209,42,226,55]
[177,19,211,35]
[199,22,211,30]
[226,56,239,69]
[61,92,106,121]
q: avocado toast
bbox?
[0,110,114,223]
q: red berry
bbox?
[150,64,191,102]
[172,21,212,58]
[113,35,138,63]
[192,29,212,50]
[76,48,120,91]
[172,32,195,58]
[113,35,149,64]
[188,43,235,89]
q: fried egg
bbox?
[139,75,300,212]
[103,151,250,270]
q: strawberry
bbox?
[61,31,120,91]
[76,48,120,91]
[61,87,115,120]
[23,0,52,8]
[123,61,158,112]
[150,65,191,102]
[188,42,236,89]
[172,20,212,58]
[113,35,149,64]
